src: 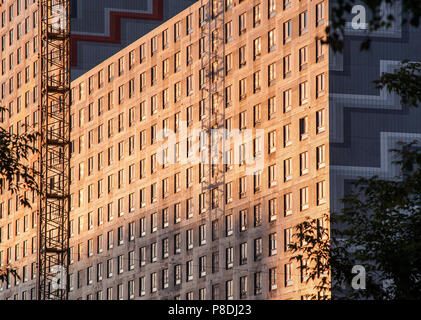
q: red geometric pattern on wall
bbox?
[70,0,164,66]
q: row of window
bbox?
[72,37,325,113]
[68,264,299,300]
[1,41,37,79]
[70,107,326,175]
[69,177,326,240]
[0,210,36,241]
[3,279,323,300]
[70,90,326,163]
[1,11,37,52]
[223,4,324,46]
[70,144,326,211]
[70,66,326,143]
[1,207,326,292]
[0,0,37,30]
[0,235,36,265]
[83,0,325,85]
[1,209,326,291]
[72,1,326,109]
[0,260,36,291]
[70,194,326,242]
[71,224,311,266]
[72,0,324,94]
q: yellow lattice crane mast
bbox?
[37,0,71,300]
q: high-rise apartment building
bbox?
[1,0,420,300]
[64,0,329,300]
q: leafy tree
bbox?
[0,106,38,283]
[0,268,19,286]
[374,61,421,108]
[0,121,38,207]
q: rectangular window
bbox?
[226,247,234,269]
[316,73,326,97]
[253,37,261,60]
[239,176,247,198]
[285,263,293,286]
[299,11,308,35]
[269,233,277,256]
[316,38,325,61]
[268,96,276,120]
[270,267,278,290]
[139,72,146,92]
[269,198,277,221]
[225,53,233,75]
[316,109,326,133]
[226,214,233,236]
[186,14,193,34]
[299,82,309,105]
[317,144,326,169]
[162,29,169,49]
[283,89,292,113]
[316,2,325,26]
[151,36,158,56]
[268,63,276,84]
[253,5,261,27]
[254,204,262,227]
[187,76,193,96]
[239,13,246,35]
[140,43,146,63]
[186,44,193,66]
[225,21,232,42]
[151,65,157,85]
[284,158,292,181]
[300,187,309,211]
[317,180,326,205]
[239,78,246,100]
[283,55,291,78]
[300,151,309,175]
[299,46,308,70]
[239,209,247,232]
[268,29,276,51]
[268,165,277,188]
[174,52,181,72]
[300,116,309,140]
[253,71,261,93]
[199,5,207,26]
[239,46,246,67]
[283,20,292,43]
[255,272,262,295]
[199,224,206,246]
[268,0,276,17]
[284,192,292,216]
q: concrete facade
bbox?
[329,1,421,214]
[0,0,332,300]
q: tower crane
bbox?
[37,0,71,300]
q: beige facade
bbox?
[0,0,329,300]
